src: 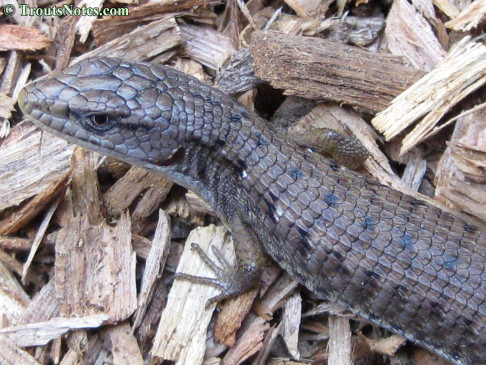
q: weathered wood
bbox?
[435,108,486,221]
[386,0,446,71]
[0,24,51,51]
[152,225,232,362]
[372,38,486,155]
[249,30,424,113]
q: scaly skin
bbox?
[18,58,486,365]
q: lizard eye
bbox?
[81,113,115,133]
[91,114,109,127]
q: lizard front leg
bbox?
[175,213,267,307]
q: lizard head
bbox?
[18,57,188,171]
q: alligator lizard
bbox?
[18,57,486,365]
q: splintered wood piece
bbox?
[221,315,270,365]
[215,262,282,349]
[0,122,73,235]
[53,16,77,71]
[0,92,15,119]
[55,149,137,322]
[328,316,352,365]
[0,249,23,277]
[152,225,232,363]
[249,30,423,113]
[186,191,216,215]
[281,292,302,360]
[410,0,437,21]
[214,289,259,347]
[372,38,486,155]
[92,0,219,45]
[445,0,486,31]
[0,261,29,325]
[253,272,298,320]
[283,0,323,17]
[104,322,144,365]
[435,109,486,221]
[132,210,171,331]
[0,236,32,251]
[136,280,167,354]
[0,122,73,210]
[0,334,40,365]
[104,166,172,217]
[21,195,61,283]
[360,333,407,356]
[72,16,181,64]
[433,0,459,18]
[0,314,109,347]
[386,0,446,71]
[18,279,59,325]
[252,321,282,365]
[180,24,237,70]
[0,24,51,51]
[55,213,137,322]
[75,0,103,43]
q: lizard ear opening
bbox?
[159,147,185,167]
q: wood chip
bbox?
[435,108,486,221]
[75,0,104,43]
[54,150,137,323]
[360,333,406,356]
[180,24,237,70]
[0,236,32,251]
[0,92,15,119]
[433,0,459,18]
[372,38,486,155]
[105,322,144,365]
[253,272,299,320]
[72,16,181,64]
[214,289,259,346]
[445,0,486,31]
[0,314,109,347]
[21,195,61,283]
[250,30,423,113]
[328,316,352,365]
[0,122,72,234]
[0,261,29,325]
[18,279,59,325]
[386,0,446,71]
[252,322,282,365]
[92,0,218,45]
[55,212,137,322]
[221,316,270,365]
[103,164,173,230]
[0,24,51,51]
[132,210,171,330]
[152,225,232,362]
[281,292,302,359]
[186,191,216,215]
[0,122,72,210]
[0,334,41,365]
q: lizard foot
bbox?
[175,243,260,308]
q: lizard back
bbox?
[18,57,486,365]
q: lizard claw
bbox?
[174,243,259,308]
